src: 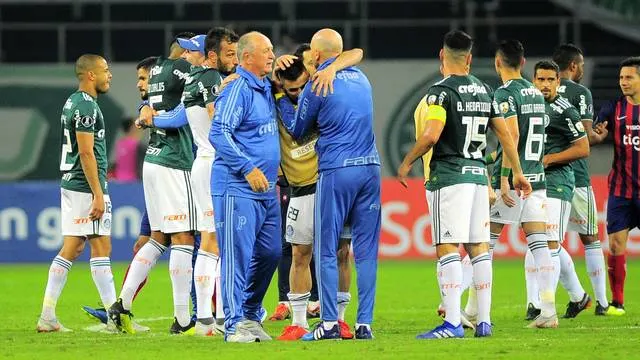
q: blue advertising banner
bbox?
[0,182,145,263]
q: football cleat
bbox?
[338,320,354,339]
[563,293,592,318]
[107,299,135,334]
[169,318,195,335]
[527,314,559,328]
[37,318,72,333]
[268,303,290,321]
[302,322,342,341]
[595,301,626,316]
[416,321,464,340]
[225,327,259,343]
[610,301,626,313]
[240,320,272,341]
[355,325,374,340]
[82,305,108,324]
[277,325,308,341]
[474,322,492,337]
[307,301,321,318]
[460,310,476,329]
[525,303,541,321]
[194,322,215,336]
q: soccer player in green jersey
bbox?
[37,54,116,332]
[109,32,198,335]
[145,28,240,336]
[552,44,621,317]
[397,30,531,339]
[464,40,558,328]
[531,60,591,319]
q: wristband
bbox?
[500,167,511,177]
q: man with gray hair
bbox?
[209,31,281,343]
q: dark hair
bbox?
[275,59,307,82]
[552,44,583,71]
[496,39,524,69]
[534,60,560,77]
[172,32,196,46]
[443,30,473,52]
[205,27,240,54]
[620,56,640,71]
[136,56,158,72]
[121,118,134,133]
[294,43,311,58]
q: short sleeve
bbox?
[577,87,594,120]
[493,88,517,119]
[201,70,222,105]
[73,101,98,133]
[564,107,587,142]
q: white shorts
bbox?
[191,156,215,233]
[567,186,598,235]
[490,189,548,224]
[60,189,112,237]
[143,162,195,234]
[546,197,572,243]
[285,192,351,245]
[427,183,490,244]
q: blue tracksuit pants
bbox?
[213,194,281,334]
[315,165,381,324]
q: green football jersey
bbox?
[558,78,593,188]
[492,78,547,191]
[145,57,194,171]
[544,95,587,201]
[425,75,501,191]
[59,91,108,193]
[182,66,223,108]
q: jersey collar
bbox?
[317,57,337,71]
[236,66,270,91]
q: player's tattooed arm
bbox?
[77,131,104,220]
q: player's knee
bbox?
[548,241,559,250]
[59,241,85,261]
[337,246,351,265]
[171,231,194,246]
[608,237,626,255]
[292,244,311,266]
[579,234,597,245]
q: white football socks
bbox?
[585,241,608,307]
[170,245,194,327]
[471,252,492,325]
[194,250,218,321]
[526,233,555,316]
[121,239,166,310]
[558,246,586,302]
[439,253,462,327]
[41,255,72,320]
[337,291,351,321]
[288,292,310,328]
[90,257,116,310]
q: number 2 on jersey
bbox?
[60,128,73,171]
[461,116,488,159]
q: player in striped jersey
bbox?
[595,57,640,313]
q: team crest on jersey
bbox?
[103,218,111,230]
[544,114,550,127]
[212,85,220,96]
[575,121,585,132]
[427,95,437,105]
[286,225,294,238]
[74,110,95,128]
[500,102,510,114]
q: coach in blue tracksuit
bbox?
[209,31,281,343]
[284,28,381,340]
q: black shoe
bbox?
[107,298,135,333]
[525,303,541,321]
[563,293,592,318]
[595,301,607,316]
[610,301,626,311]
[170,317,196,334]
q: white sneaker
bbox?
[37,318,72,333]
[194,322,215,337]
[239,320,272,341]
[132,321,150,332]
[225,327,259,343]
[460,310,477,329]
[527,314,559,329]
[214,321,225,335]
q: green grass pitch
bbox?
[1,260,639,359]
